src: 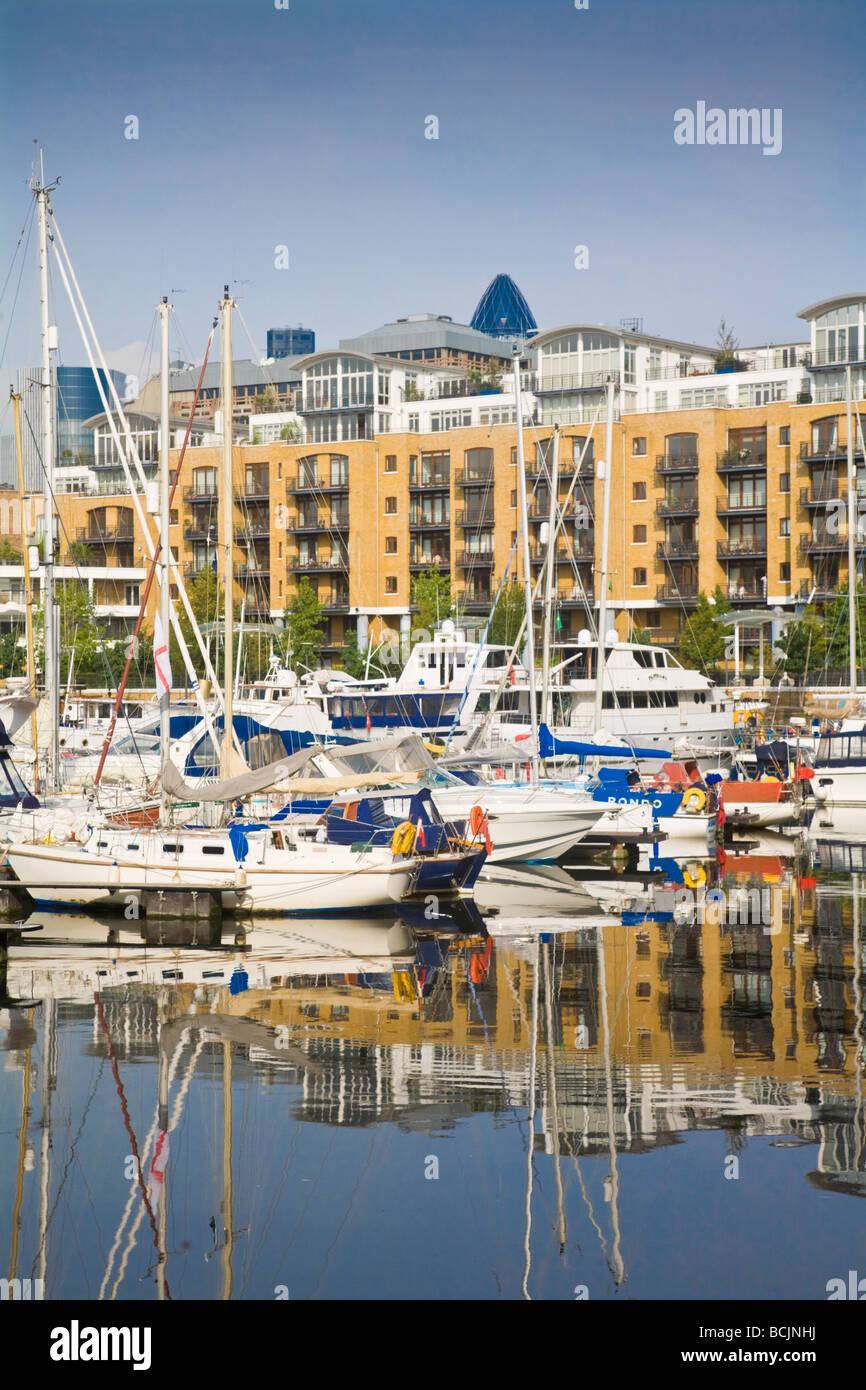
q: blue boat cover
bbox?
[538,723,670,761]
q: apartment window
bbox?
[643,610,661,628]
[779,518,790,537]
[511,490,517,508]
[779,473,790,493]
[169,509,178,526]
[779,426,790,445]
[633,568,647,586]
[632,437,647,456]
[385,496,397,514]
[780,562,790,582]
[632,482,646,500]
[385,576,397,594]
[385,455,397,472]
[655,392,668,411]
[511,447,517,465]
[633,524,647,543]
[385,536,398,554]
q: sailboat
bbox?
[5,288,424,913]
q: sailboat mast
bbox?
[11,391,40,789]
[592,378,617,733]
[219,289,234,779]
[541,425,560,730]
[158,297,172,792]
[847,365,857,693]
[512,347,539,782]
[35,176,59,790]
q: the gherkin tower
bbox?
[470,273,537,340]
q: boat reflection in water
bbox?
[0,855,864,1301]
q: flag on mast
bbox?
[154,613,173,696]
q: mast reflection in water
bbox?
[0,867,864,1301]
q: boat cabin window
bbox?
[163,843,183,854]
[632,650,653,668]
[126,843,139,851]
[654,652,666,667]
[633,692,648,708]
[666,692,678,707]
[486,650,506,668]
[202,845,225,855]
[97,840,109,848]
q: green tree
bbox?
[0,629,25,679]
[823,584,866,675]
[0,538,21,563]
[279,421,301,442]
[675,587,732,672]
[283,579,324,672]
[411,569,453,640]
[340,627,369,679]
[715,318,740,364]
[488,579,525,648]
[774,608,829,678]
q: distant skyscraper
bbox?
[12,364,126,491]
[470,273,537,341]
[266,326,316,359]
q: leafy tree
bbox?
[715,318,740,364]
[0,629,25,679]
[283,579,324,672]
[675,587,732,672]
[774,608,829,678]
[279,421,301,442]
[823,584,866,675]
[488,578,525,648]
[340,627,369,679]
[411,569,453,640]
[253,386,279,414]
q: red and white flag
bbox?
[153,613,173,697]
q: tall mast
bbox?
[592,378,617,733]
[847,364,857,693]
[10,390,40,790]
[219,289,235,779]
[513,348,538,783]
[158,297,172,794]
[34,168,59,790]
[540,425,560,730]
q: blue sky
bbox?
[1,0,864,395]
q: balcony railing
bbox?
[656,454,699,474]
[524,457,582,480]
[455,467,494,485]
[535,370,620,394]
[321,593,350,610]
[800,532,851,553]
[456,550,495,567]
[558,588,595,605]
[657,540,699,559]
[717,540,767,558]
[409,474,450,490]
[716,496,766,515]
[409,515,450,530]
[798,441,863,462]
[285,475,348,492]
[657,497,699,516]
[799,484,842,506]
[238,486,270,503]
[810,346,865,367]
[460,590,493,607]
[237,565,271,581]
[726,585,766,602]
[799,578,839,600]
[76,525,134,544]
[410,554,450,571]
[529,544,571,565]
[716,450,767,472]
[456,510,493,528]
[183,484,218,501]
[656,583,698,603]
[289,555,349,572]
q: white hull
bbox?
[430,786,602,862]
[6,834,415,914]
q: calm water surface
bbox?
[1,841,863,1301]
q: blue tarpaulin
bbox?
[538,723,670,761]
